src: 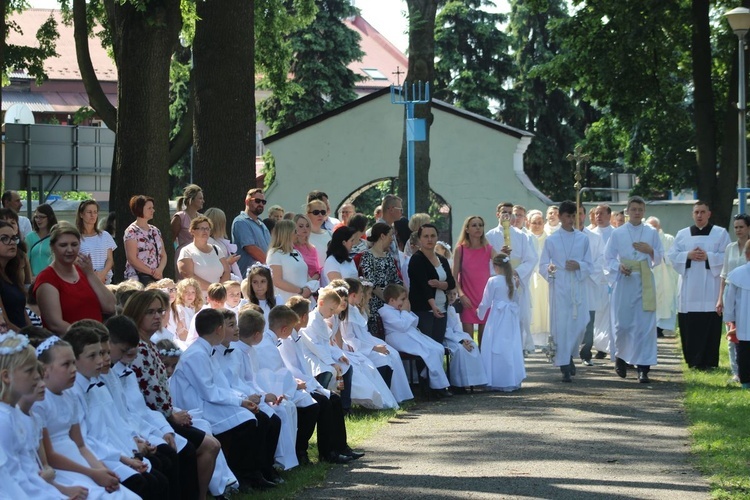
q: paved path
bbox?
[303,338,709,499]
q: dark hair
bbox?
[23,327,70,364]
[0,220,24,288]
[694,200,710,210]
[195,308,224,337]
[32,204,58,232]
[129,195,155,218]
[417,223,438,237]
[0,208,19,224]
[70,319,109,343]
[383,284,407,302]
[63,324,101,358]
[343,277,362,295]
[627,196,647,209]
[102,212,116,236]
[268,305,299,332]
[76,200,100,235]
[306,190,329,203]
[393,217,411,251]
[327,226,356,263]
[105,315,140,347]
[347,214,368,233]
[596,204,612,215]
[1,191,12,206]
[367,222,392,243]
[238,308,266,338]
[248,265,276,307]
[558,200,577,215]
[734,213,750,226]
[286,296,311,318]
[492,253,515,299]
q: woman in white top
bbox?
[177,215,230,295]
[717,213,750,382]
[77,200,117,284]
[204,207,242,280]
[306,199,332,269]
[322,226,359,286]
[267,219,314,303]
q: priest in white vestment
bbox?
[577,206,606,366]
[722,240,750,389]
[605,197,664,383]
[646,217,679,334]
[591,205,615,357]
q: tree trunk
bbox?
[192,0,255,230]
[399,0,437,214]
[106,0,182,280]
[1,0,6,188]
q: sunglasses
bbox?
[251,198,268,205]
[145,308,166,316]
[0,235,20,246]
[309,210,327,216]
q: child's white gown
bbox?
[444,305,489,387]
[477,276,526,391]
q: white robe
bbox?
[444,305,489,387]
[654,230,679,331]
[724,262,750,341]
[604,222,664,366]
[340,304,413,402]
[528,231,550,346]
[591,225,615,353]
[170,337,255,434]
[255,330,318,408]
[487,223,538,351]
[669,225,730,312]
[539,228,593,366]
[378,304,451,389]
[300,309,351,383]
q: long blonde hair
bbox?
[176,184,202,212]
[204,207,228,239]
[455,216,487,248]
[176,277,204,310]
[269,220,296,254]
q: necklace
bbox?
[626,223,645,259]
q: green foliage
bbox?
[3,7,59,85]
[434,0,514,118]
[72,106,96,125]
[261,150,276,192]
[684,335,750,499]
[18,190,93,201]
[258,0,363,133]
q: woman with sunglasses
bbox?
[26,203,57,277]
[177,215,230,296]
[307,199,332,272]
[0,220,31,330]
[267,219,313,303]
[33,222,116,334]
[77,199,117,284]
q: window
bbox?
[361,68,388,80]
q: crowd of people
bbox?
[0,183,746,499]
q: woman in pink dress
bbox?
[453,215,496,346]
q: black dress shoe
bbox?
[434,388,453,398]
[569,360,577,376]
[297,453,311,466]
[343,447,365,460]
[247,472,277,489]
[562,372,572,383]
[638,372,650,384]
[595,351,608,359]
[321,452,353,464]
[615,358,627,378]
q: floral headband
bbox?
[436,241,452,252]
[249,262,273,276]
[35,336,61,358]
[0,331,30,356]
[358,277,374,288]
[502,256,510,263]
[158,348,182,357]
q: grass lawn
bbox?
[237,403,410,499]
[683,335,750,499]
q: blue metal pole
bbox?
[406,101,416,218]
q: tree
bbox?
[398,0,438,213]
[434,0,513,118]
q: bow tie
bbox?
[211,348,216,356]
[86,381,105,393]
[119,369,133,378]
[276,339,282,347]
[223,348,234,355]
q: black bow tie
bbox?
[86,381,105,393]
[223,348,234,355]
[211,348,216,356]
[119,369,133,378]
[276,339,282,347]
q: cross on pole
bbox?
[567,146,590,230]
[392,66,404,86]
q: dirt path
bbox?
[302,337,709,499]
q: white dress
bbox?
[33,390,139,499]
[267,248,310,304]
[0,442,31,499]
[328,314,398,410]
[444,305,489,388]
[0,403,66,499]
[604,222,664,366]
[528,231,550,346]
[378,304,450,390]
[340,304,413,403]
[539,228,593,367]
[477,277,526,391]
[322,255,358,286]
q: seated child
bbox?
[378,284,451,396]
[443,289,488,390]
[222,280,243,317]
[185,282,226,346]
[246,264,282,322]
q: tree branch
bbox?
[169,74,194,166]
[73,0,117,130]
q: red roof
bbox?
[345,16,408,90]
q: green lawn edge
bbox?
[683,334,750,499]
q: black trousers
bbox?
[295,402,320,459]
[215,418,269,482]
[737,340,750,384]
[415,310,448,344]
[311,391,348,458]
[316,367,353,412]
[121,467,169,500]
[678,312,722,368]
[580,311,596,361]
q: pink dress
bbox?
[294,243,321,278]
[458,244,492,324]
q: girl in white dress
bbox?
[340,278,413,403]
[0,332,69,499]
[31,336,139,498]
[247,264,282,322]
[175,278,203,349]
[444,289,488,389]
[477,254,526,392]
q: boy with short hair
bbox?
[378,284,452,396]
[185,283,227,345]
[170,308,279,489]
[64,324,170,499]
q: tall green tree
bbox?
[501,0,590,201]
[259,0,362,133]
[433,0,513,118]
